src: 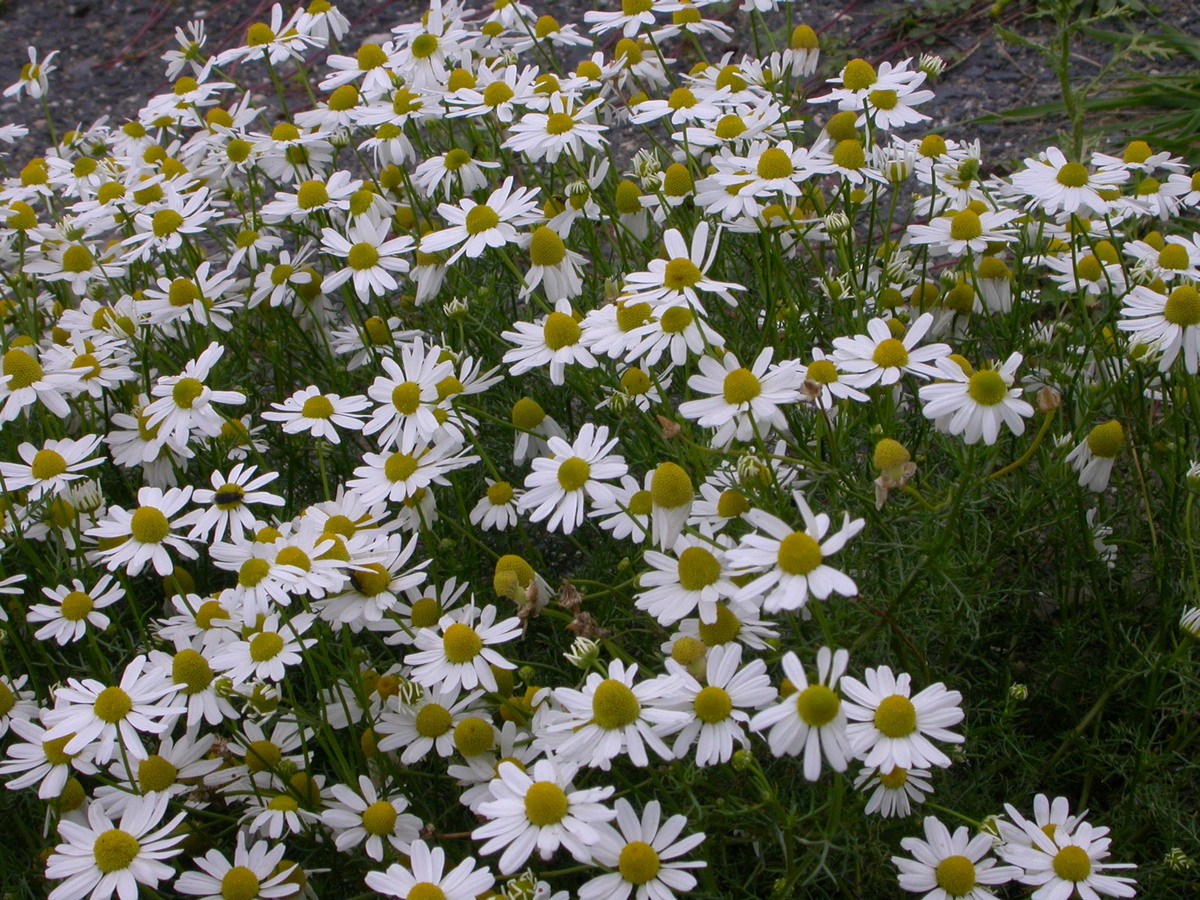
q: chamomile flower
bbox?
[406,604,523,693]
[0,714,100,799]
[362,338,453,449]
[210,612,316,684]
[636,532,738,626]
[854,764,935,818]
[413,147,502,198]
[42,654,185,764]
[176,833,298,900]
[5,46,59,99]
[347,435,479,507]
[321,219,414,300]
[518,423,628,534]
[996,794,1086,849]
[840,666,964,771]
[0,345,81,423]
[0,674,36,737]
[997,808,1137,900]
[503,299,599,386]
[143,342,247,450]
[906,207,1019,256]
[376,683,485,764]
[470,479,522,531]
[623,222,743,309]
[1065,420,1125,492]
[729,493,864,612]
[45,793,185,900]
[503,95,608,164]
[521,225,587,302]
[87,486,197,577]
[918,353,1034,445]
[366,841,494,899]
[579,798,707,900]
[1118,283,1200,373]
[420,176,542,265]
[1006,147,1129,216]
[750,647,853,779]
[892,815,1020,900]
[180,464,284,543]
[322,775,422,862]
[678,348,801,448]
[540,659,691,770]
[473,758,616,875]
[584,1,659,37]
[667,643,776,767]
[28,576,123,645]
[262,386,369,443]
[832,313,951,389]
[0,435,104,501]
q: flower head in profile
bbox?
[5,47,59,99]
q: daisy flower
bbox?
[906,207,1020,256]
[996,794,1086,849]
[622,222,743,309]
[840,666,964,771]
[406,603,523,693]
[346,435,479,507]
[998,807,1137,900]
[667,643,776,767]
[0,714,100,799]
[180,463,284,543]
[321,218,414,300]
[579,798,707,900]
[366,840,494,899]
[854,764,935,818]
[502,299,599,386]
[87,486,197,577]
[262,386,370,443]
[521,225,587,302]
[728,492,864,613]
[470,479,522,531]
[503,95,608,165]
[750,647,854,780]
[146,644,237,728]
[420,176,542,265]
[27,575,123,645]
[892,815,1021,900]
[42,654,185,764]
[413,147,502,198]
[1065,420,1125,492]
[1006,146,1131,216]
[362,338,454,449]
[918,353,1034,445]
[678,348,801,448]
[796,348,871,410]
[0,674,36,737]
[322,775,422,862]
[5,46,59,99]
[584,1,659,37]
[210,612,316,684]
[376,684,485,764]
[0,434,104,501]
[473,758,616,875]
[540,659,691,770]
[624,302,727,368]
[0,345,81,423]
[143,342,247,450]
[832,313,951,389]
[176,833,298,900]
[98,731,225,815]
[517,423,628,534]
[636,531,738,626]
[120,187,219,262]
[45,794,185,900]
[1117,283,1200,373]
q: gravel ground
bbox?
[0,0,1196,166]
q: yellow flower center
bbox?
[869,89,898,110]
[529,226,566,267]
[267,794,299,811]
[1164,285,1200,326]
[949,209,983,242]
[407,884,446,900]
[301,395,336,419]
[172,376,205,409]
[805,359,839,385]
[621,368,652,396]
[697,604,740,645]
[1056,163,1090,187]
[415,703,453,738]
[31,449,68,481]
[1053,846,1092,882]
[93,829,140,874]
[694,685,733,724]
[878,766,908,789]
[795,684,840,726]
[592,679,640,729]
[777,532,822,576]
[390,381,422,416]
[546,113,576,135]
[543,311,581,349]
[722,368,762,405]
[557,457,591,491]
[137,754,178,793]
[130,507,170,544]
[61,245,94,273]
[152,209,184,238]
[872,338,909,369]
[651,462,692,509]
[1086,420,1124,457]
[619,841,662,885]
[487,481,515,505]
[42,734,76,766]
[483,81,515,108]
[351,563,393,597]
[629,490,653,515]
[60,591,94,621]
[874,694,917,737]
[296,180,330,210]
[617,301,652,332]
[94,686,132,724]
[442,623,483,663]
[384,452,419,484]
[465,204,500,236]
[347,242,379,271]
[196,601,229,630]
[250,632,285,662]
[935,856,977,897]
[966,370,1007,406]
[173,649,213,693]
[361,800,398,836]
[221,866,261,900]
[411,34,439,59]
[716,489,749,518]
[659,306,694,334]
[833,139,865,170]
[4,349,43,389]
[453,717,495,756]
[677,546,721,591]
[663,258,704,292]
[842,58,877,91]
[623,0,653,13]
[524,781,569,826]
[668,87,697,110]
[244,740,282,772]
